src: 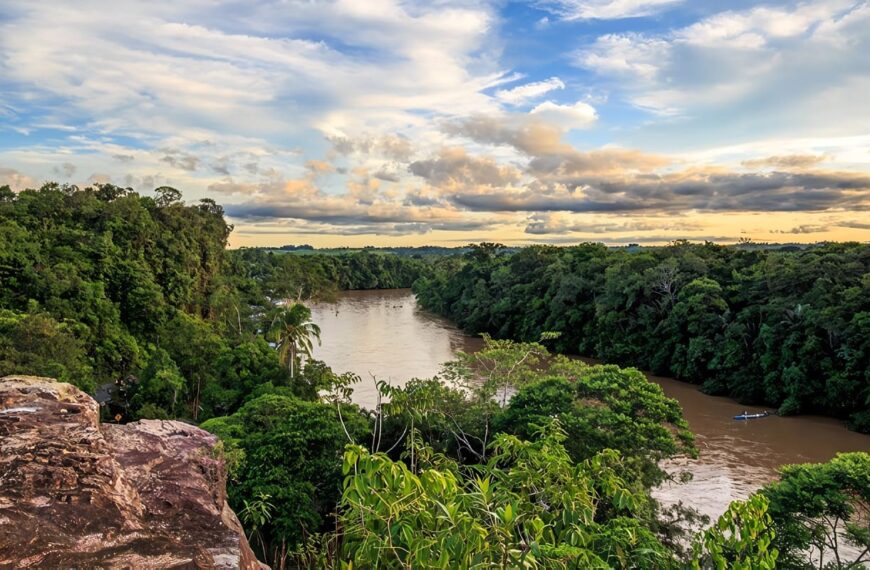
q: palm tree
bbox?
[266,303,321,377]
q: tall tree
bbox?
[762,452,870,569]
[266,303,321,378]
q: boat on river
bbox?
[734,411,770,420]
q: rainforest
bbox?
[413,242,870,432]
[0,184,868,569]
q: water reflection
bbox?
[309,288,870,522]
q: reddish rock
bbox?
[0,375,267,569]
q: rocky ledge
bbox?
[0,375,267,569]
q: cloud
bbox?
[234,216,497,237]
[837,220,870,230]
[372,169,401,183]
[210,157,232,175]
[0,0,504,166]
[451,169,870,214]
[444,114,668,176]
[496,77,565,105]
[159,149,200,171]
[52,162,77,178]
[0,167,37,191]
[328,134,414,162]
[772,224,829,234]
[225,198,497,234]
[574,0,870,120]
[88,173,112,185]
[576,33,669,81]
[403,188,444,207]
[742,154,827,169]
[529,100,597,129]
[220,164,504,236]
[524,213,702,234]
[305,160,336,175]
[528,147,669,178]
[535,0,684,20]
[409,147,521,187]
[444,115,569,155]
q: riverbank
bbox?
[309,288,870,522]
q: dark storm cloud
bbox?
[453,193,652,213]
[236,222,434,236]
[225,202,494,233]
[450,170,870,214]
[226,203,404,224]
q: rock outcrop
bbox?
[0,375,267,569]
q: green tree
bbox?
[414,242,870,431]
[158,312,228,420]
[266,303,321,378]
[201,338,289,419]
[495,359,696,488]
[338,423,675,568]
[0,309,93,390]
[691,494,778,570]
[201,394,369,568]
[762,452,870,569]
[153,185,182,207]
[129,347,186,419]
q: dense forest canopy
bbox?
[413,242,870,432]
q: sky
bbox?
[0,0,868,247]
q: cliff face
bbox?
[0,375,267,569]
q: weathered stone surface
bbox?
[0,375,267,569]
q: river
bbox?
[309,288,870,522]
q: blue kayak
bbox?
[734,411,770,420]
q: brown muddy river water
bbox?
[310,288,870,521]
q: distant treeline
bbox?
[414,242,870,431]
[256,244,478,257]
[230,247,428,298]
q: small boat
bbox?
[733,411,770,420]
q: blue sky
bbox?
[1,0,868,246]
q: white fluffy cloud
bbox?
[0,0,504,144]
[575,0,870,122]
[529,101,598,129]
[496,77,565,105]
